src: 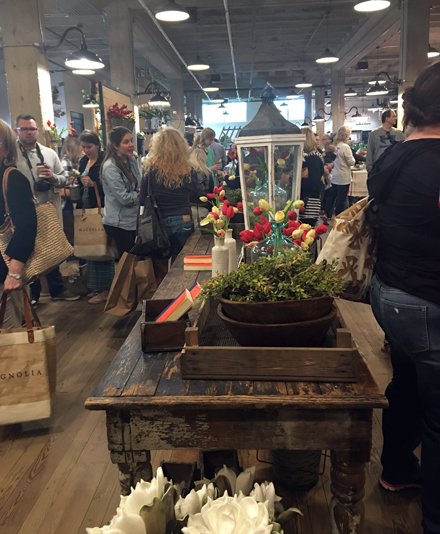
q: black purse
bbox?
[131,173,171,260]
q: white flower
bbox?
[250,482,282,519]
[175,483,216,520]
[215,465,256,496]
[121,467,170,515]
[107,510,146,534]
[182,492,273,534]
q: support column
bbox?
[304,89,312,124]
[107,1,135,96]
[0,0,53,143]
[331,70,345,133]
[194,93,203,124]
[169,78,185,134]
[315,87,326,138]
[397,0,430,129]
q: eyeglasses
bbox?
[17,127,38,132]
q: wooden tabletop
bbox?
[85,232,387,412]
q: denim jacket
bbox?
[102,157,140,231]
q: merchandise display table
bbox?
[348,169,368,198]
[85,231,387,534]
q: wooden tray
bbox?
[181,299,359,382]
[141,299,190,352]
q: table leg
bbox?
[111,451,153,496]
[330,450,368,534]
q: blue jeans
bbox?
[31,266,65,300]
[163,216,194,258]
[370,274,440,534]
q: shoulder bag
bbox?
[0,167,73,285]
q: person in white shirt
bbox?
[14,114,79,306]
[326,125,356,217]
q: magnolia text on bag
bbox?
[1,369,44,380]
[77,227,106,232]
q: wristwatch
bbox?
[7,272,22,280]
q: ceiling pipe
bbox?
[137,0,211,100]
[247,1,258,102]
[223,0,240,100]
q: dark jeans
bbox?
[163,215,194,258]
[103,225,136,259]
[31,266,65,300]
[325,184,349,217]
[370,274,440,534]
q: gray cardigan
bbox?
[102,157,140,231]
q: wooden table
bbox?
[85,231,387,534]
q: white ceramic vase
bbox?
[212,236,229,277]
[225,229,237,272]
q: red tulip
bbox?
[294,239,301,246]
[218,186,224,192]
[70,121,74,125]
[255,222,263,231]
[207,193,216,199]
[249,148,258,156]
[246,192,250,199]
[68,132,74,137]
[253,206,263,216]
[300,206,305,212]
[283,227,294,236]
[71,128,76,132]
[280,151,290,159]
[263,222,271,234]
[260,216,268,225]
[53,123,57,128]
[288,210,297,221]
[213,186,219,194]
[47,120,51,126]
[253,226,262,240]
[302,231,308,241]
[240,230,254,243]
[222,203,228,216]
[246,178,252,186]
[209,212,219,220]
[315,224,328,235]
[250,166,256,172]
[237,202,243,212]
[288,220,301,229]
[259,147,265,152]
[227,206,235,218]
[223,199,229,206]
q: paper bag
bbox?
[0,290,56,425]
[104,252,137,316]
[74,208,117,261]
[134,257,157,302]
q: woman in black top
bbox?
[300,128,324,226]
[0,119,37,328]
[368,63,440,534]
[140,128,205,285]
[73,130,113,305]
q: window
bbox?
[203,102,247,124]
[275,99,305,122]
[70,111,84,134]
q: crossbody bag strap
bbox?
[2,167,15,217]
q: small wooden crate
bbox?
[181,299,359,382]
[141,299,190,352]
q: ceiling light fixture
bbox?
[185,116,196,126]
[286,89,298,99]
[280,102,288,107]
[301,117,312,127]
[218,103,226,109]
[155,0,190,22]
[211,96,225,103]
[354,0,390,12]
[82,98,99,108]
[316,14,339,64]
[187,55,210,70]
[202,86,219,92]
[73,69,95,75]
[389,97,399,104]
[428,45,440,58]
[344,87,357,97]
[367,81,389,96]
[313,112,325,122]
[149,92,171,107]
[295,77,312,88]
[368,79,386,85]
[223,111,229,115]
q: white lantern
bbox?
[235,86,305,230]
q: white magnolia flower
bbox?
[250,482,282,519]
[120,467,170,515]
[215,465,256,496]
[175,483,216,520]
[182,492,273,534]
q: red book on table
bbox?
[155,283,202,322]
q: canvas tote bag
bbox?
[73,182,117,261]
[0,290,56,424]
[0,168,73,285]
[316,196,378,302]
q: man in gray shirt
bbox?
[15,114,79,306]
[366,109,404,172]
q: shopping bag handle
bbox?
[81,181,103,217]
[0,289,42,343]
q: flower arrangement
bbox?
[199,186,243,238]
[46,120,76,141]
[108,103,136,122]
[200,249,343,303]
[87,465,301,534]
[139,105,171,125]
[239,199,327,252]
[227,145,238,163]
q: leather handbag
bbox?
[0,167,73,284]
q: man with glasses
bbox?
[15,114,79,306]
[366,109,404,172]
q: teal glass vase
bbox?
[250,176,288,212]
[251,221,301,262]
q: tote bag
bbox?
[0,290,56,424]
[131,174,170,259]
[0,168,73,285]
[73,182,118,261]
[316,196,378,302]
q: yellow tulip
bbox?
[216,219,225,228]
[228,175,236,181]
[292,229,303,239]
[233,207,239,213]
[274,210,285,223]
[212,205,220,215]
[217,229,225,238]
[277,158,286,167]
[259,199,271,212]
[301,242,309,251]
[293,200,304,209]
[200,196,208,202]
[200,217,212,226]
[304,237,314,246]
[299,223,311,231]
[244,163,250,170]
[306,229,316,239]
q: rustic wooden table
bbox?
[85,231,387,534]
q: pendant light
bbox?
[211,96,225,103]
[313,112,325,122]
[344,87,357,96]
[286,89,298,99]
[354,0,390,12]
[188,20,210,71]
[185,115,196,126]
[389,97,399,104]
[155,0,190,22]
[73,69,95,75]
[223,111,229,115]
[367,81,389,96]
[428,45,440,58]
[280,102,288,107]
[368,79,386,85]
[203,86,219,92]
[218,103,226,109]
[368,103,380,112]
[316,13,339,64]
[352,109,362,118]
[82,98,99,108]
[149,92,171,107]
[295,77,312,88]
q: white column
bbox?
[331,70,345,133]
[397,0,430,129]
[169,78,185,134]
[0,0,53,143]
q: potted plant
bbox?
[46,120,76,149]
[107,103,136,130]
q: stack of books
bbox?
[155,283,202,322]
[184,254,212,271]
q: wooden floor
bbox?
[0,297,423,534]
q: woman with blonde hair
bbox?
[192,127,222,189]
[0,119,37,327]
[300,128,324,226]
[326,125,355,216]
[140,128,205,283]
[188,147,210,193]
